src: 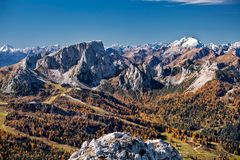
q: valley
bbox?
[0,38,240,159]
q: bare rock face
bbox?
[118,64,164,91]
[36,41,123,87]
[69,132,182,160]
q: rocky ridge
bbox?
[69,132,182,160]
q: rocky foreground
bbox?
[69,132,182,160]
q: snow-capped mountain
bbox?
[0,44,61,54]
[0,44,18,53]
[108,43,165,53]
[21,44,62,55]
[0,45,28,68]
[0,44,62,67]
[170,37,203,48]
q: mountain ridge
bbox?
[0,37,239,95]
[0,44,62,67]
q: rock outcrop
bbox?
[69,132,182,160]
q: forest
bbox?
[0,130,70,159]
[1,79,239,159]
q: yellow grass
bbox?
[0,101,8,105]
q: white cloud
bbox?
[143,0,226,5]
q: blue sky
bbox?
[0,0,239,48]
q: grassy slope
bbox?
[162,132,240,160]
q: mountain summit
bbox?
[170,37,203,48]
[36,41,124,87]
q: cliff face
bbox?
[36,41,123,87]
[69,132,182,160]
[118,64,164,91]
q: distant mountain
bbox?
[0,44,16,52]
[0,44,61,67]
[0,44,27,68]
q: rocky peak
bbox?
[36,41,123,87]
[39,41,105,72]
[69,132,182,160]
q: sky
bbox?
[0,0,239,48]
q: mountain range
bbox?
[0,44,61,67]
[0,37,240,159]
[0,37,239,95]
